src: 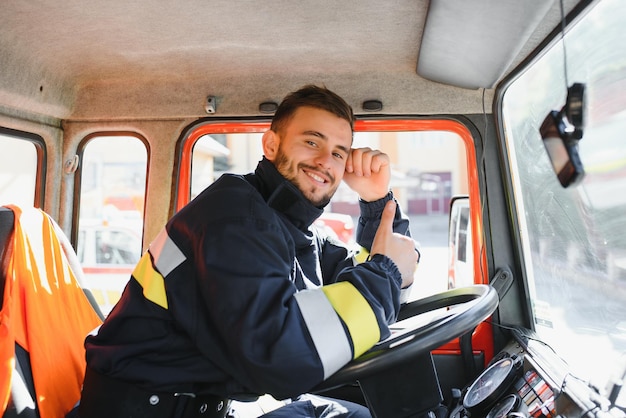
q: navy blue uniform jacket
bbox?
[85,157,413,400]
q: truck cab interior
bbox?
[1,1,625,417]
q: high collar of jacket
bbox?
[253,157,324,230]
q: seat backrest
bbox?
[0,207,35,418]
[0,206,103,418]
[0,207,13,310]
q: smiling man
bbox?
[266,105,350,208]
[77,85,419,418]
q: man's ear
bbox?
[262,130,279,161]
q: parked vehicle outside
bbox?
[315,212,355,245]
[77,220,141,315]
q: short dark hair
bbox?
[270,85,354,135]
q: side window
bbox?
[185,123,475,300]
[0,130,44,207]
[502,0,625,386]
[76,135,147,315]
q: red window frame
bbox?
[177,118,493,364]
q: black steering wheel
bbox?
[314,284,499,392]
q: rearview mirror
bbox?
[448,195,473,289]
[539,83,586,188]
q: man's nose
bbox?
[314,150,333,168]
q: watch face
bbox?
[463,358,514,411]
[486,394,519,418]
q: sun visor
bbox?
[417,0,554,89]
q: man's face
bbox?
[267,106,353,207]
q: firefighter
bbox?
[77,85,419,418]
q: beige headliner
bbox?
[1,0,582,122]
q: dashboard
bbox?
[446,328,623,418]
[449,351,554,418]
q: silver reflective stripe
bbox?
[149,228,186,276]
[294,289,352,379]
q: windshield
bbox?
[502,0,626,390]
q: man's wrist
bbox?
[358,190,390,203]
[358,191,393,217]
[367,253,402,286]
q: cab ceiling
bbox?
[0,0,581,122]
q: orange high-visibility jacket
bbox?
[0,206,102,418]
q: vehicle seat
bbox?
[0,206,103,418]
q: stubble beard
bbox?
[274,148,337,208]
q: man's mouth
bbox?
[302,167,331,185]
[305,170,327,184]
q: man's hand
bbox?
[370,201,417,288]
[343,148,391,202]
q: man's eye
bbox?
[333,152,345,159]
[306,140,318,147]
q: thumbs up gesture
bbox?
[370,200,417,288]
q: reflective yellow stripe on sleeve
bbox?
[132,228,187,310]
[354,246,369,264]
[132,252,168,309]
[322,282,380,358]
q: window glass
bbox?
[502,0,626,389]
[191,128,470,300]
[77,135,147,315]
[0,132,40,207]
